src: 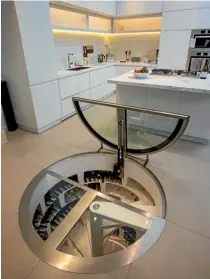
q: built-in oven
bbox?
[190,29,210,49]
[187,51,210,72]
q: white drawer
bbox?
[59,76,79,99]
[78,73,89,92]
[90,84,104,100]
[61,94,79,119]
[79,89,91,100]
[90,70,100,88]
[98,66,116,84]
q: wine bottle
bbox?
[200,60,208,80]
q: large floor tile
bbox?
[128,221,210,279]
[26,261,114,279]
[2,212,39,279]
[108,264,131,279]
[162,172,210,237]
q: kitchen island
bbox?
[108,73,210,144]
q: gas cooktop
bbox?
[151,69,197,76]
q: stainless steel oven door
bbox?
[194,35,210,49]
[188,56,210,72]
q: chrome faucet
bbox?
[68,53,74,68]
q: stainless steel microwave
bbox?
[190,29,210,49]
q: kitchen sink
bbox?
[68,66,90,71]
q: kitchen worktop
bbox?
[57,62,157,79]
[108,72,210,94]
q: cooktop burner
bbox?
[151,69,197,76]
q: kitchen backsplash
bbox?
[53,31,107,69]
[53,31,160,68]
[110,33,160,62]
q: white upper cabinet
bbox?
[66,1,116,16]
[158,30,191,70]
[117,1,163,16]
[14,1,57,86]
[97,1,116,16]
[162,7,210,30]
[163,1,210,12]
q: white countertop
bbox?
[57,62,157,79]
[108,72,210,94]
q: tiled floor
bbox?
[2,95,210,279]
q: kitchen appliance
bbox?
[186,50,210,72]
[98,54,106,63]
[151,69,199,76]
[131,57,141,63]
[190,29,210,49]
[106,54,115,63]
[88,54,98,65]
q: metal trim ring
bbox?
[19,152,166,274]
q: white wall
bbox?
[1,108,7,131]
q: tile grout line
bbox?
[166,219,210,240]
[24,259,41,279]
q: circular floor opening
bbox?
[19,152,166,273]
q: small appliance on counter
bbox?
[88,54,98,65]
[131,57,141,63]
[98,54,106,63]
[106,54,115,63]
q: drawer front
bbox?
[61,94,79,119]
[59,76,79,99]
[78,73,90,92]
[79,89,91,100]
[90,84,103,100]
[98,66,116,84]
[90,70,100,88]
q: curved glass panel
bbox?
[74,100,118,149]
[126,110,184,153]
[73,98,189,155]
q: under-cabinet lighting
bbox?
[52,29,160,36]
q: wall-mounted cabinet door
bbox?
[158,30,191,70]
[163,1,210,12]
[117,1,163,17]
[97,1,116,16]
[162,8,210,31]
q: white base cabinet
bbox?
[59,66,116,119]
[30,80,61,130]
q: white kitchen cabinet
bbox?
[59,76,79,99]
[90,84,103,100]
[117,1,163,16]
[180,92,210,140]
[162,8,210,31]
[61,93,79,119]
[158,30,191,70]
[163,1,210,12]
[97,1,116,16]
[78,73,89,93]
[79,89,91,100]
[145,88,181,132]
[90,70,100,88]
[98,66,116,84]
[14,1,57,86]
[30,80,61,131]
